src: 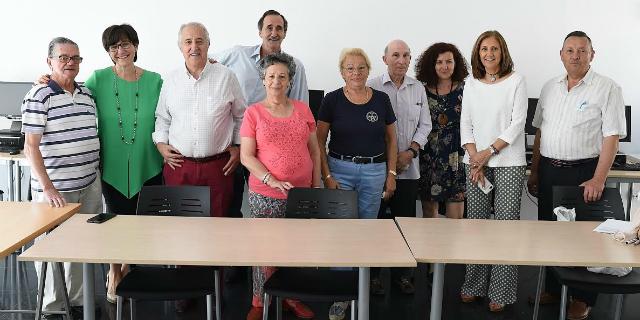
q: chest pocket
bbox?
[572,104,601,129]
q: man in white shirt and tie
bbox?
[528,30,626,320]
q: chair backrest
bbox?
[285,188,357,219]
[551,186,625,221]
[136,185,211,217]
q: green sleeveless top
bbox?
[85,67,163,198]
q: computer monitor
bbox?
[525,97,631,143]
[0,81,33,116]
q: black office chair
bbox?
[262,188,358,320]
[115,186,221,320]
[532,186,640,320]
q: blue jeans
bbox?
[328,156,386,219]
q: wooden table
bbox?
[395,217,640,320]
[20,215,416,320]
[0,201,80,316]
[0,201,80,258]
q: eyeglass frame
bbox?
[342,65,369,75]
[50,55,83,64]
[108,41,133,52]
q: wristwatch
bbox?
[489,144,500,155]
[407,148,418,158]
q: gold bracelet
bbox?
[323,174,332,180]
[388,170,397,176]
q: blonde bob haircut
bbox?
[338,48,371,72]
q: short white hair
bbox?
[177,22,210,46]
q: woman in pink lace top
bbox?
[239,52,321,320]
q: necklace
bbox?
[344,87,370,105]
[487,71,499,82]
[112,67,139,145]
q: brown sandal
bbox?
[489,301,504,312]
[460,293,477,303]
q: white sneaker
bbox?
[328,301,349,320]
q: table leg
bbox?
[626,183,633,220]
[430,263,445,320]
[358,267,370,320]
[83,263,95,320]
[15,163,21,202]
[7,159,14,201]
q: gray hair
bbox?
[258,52,296,86]
[48,37,78,57]
[177,22,210,46]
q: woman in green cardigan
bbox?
[84,24,163,303]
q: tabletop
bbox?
[396,217,640,267]
[1,201,80,257]
[20,215,417,268]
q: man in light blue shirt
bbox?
[367,39,432,295]
[213,9,309,105]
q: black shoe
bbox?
[42,314,62,320]
[397,277,415,294]
[370,278,385,295]
[70,305,101,320]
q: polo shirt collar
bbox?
[252,44,285,63]
[48,80,80,93]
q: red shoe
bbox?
[283,299,315,319]
[246,306,263,320]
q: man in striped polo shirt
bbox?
[22,37,102,319]
[528,31,626,320]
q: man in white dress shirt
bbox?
[153,22,246,218]
[528,31,626,320]
[367,39,432,295]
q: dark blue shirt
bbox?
[318,88,396,157]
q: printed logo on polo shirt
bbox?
[366,111,378,123]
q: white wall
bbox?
[1,0,639,152]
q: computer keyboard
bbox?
[613,162,640,171]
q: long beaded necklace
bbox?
[112,68,138,145]
[435,81,454,126]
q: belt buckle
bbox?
[352,156,361,163]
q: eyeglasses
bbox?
[343,65,368,74]
[108,42,132,52]
[51,55,83,63]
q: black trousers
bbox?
[538,156,598,306]
[228,166,249,218]
[102,173,163,215]
[372,179,419,280]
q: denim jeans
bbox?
[328,156,386,219]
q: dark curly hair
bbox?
[415,42,469,88]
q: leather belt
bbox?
[183,151,229,163]
[329,151,386,164]
[543,156,598,168]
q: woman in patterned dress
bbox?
[415,43,469,219]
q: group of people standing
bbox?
[21,8,625,320]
